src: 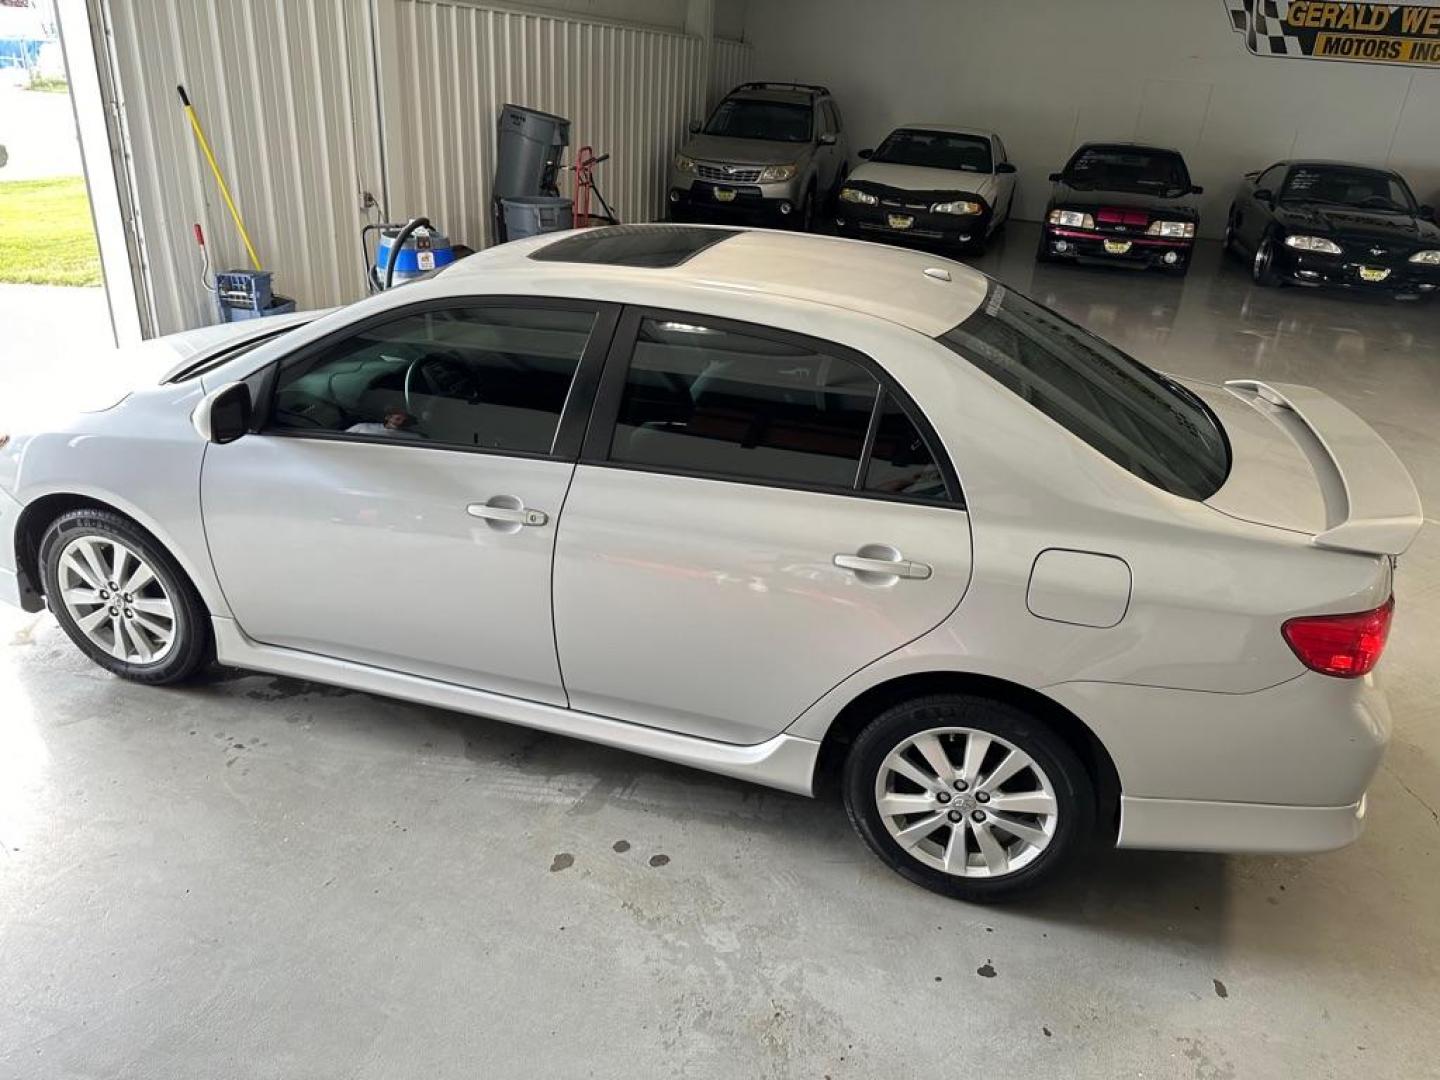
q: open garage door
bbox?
[65,0,750,339]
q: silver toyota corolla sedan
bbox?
[0,225,1421,901]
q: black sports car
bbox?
[1225,161,1440,299]
[1037,143,1203,276]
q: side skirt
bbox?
[212,617,819,796]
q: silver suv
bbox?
[668,82,848,232]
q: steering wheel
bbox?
[402,354,482,415]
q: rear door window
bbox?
[601,315,958,503]
[939,284,1228,499]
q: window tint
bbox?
[873,129,993,172]
[939,284,1228,500]
[704,98,812,143]
[1280,165,1415,213]
[609,318,879,489]
[269,306,595,455]
[864,393,947,500]
[1064,145,1190,196]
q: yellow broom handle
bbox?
[177,85,262,271]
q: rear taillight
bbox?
[1282,597,1394,678]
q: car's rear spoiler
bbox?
[1225,379,1423,556]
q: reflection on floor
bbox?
[1,224,1437,1078]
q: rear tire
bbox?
[39,509,212,685]
[843,694,1095,903]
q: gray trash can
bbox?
[495,104,570,200]
[501,196,574,240]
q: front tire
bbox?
[843,694,1094,902]
[1252,234,1281,286]
[39,509,212,685]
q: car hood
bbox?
[1273,203,1440,248]
[847,161,997,200]
[1050,183,1198,219]
[681,134,811,166]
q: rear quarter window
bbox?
[939,284,1229,500]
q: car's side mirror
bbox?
[193,381,253,445]
[996,162,1017,175]
[1254,187,1274,205]
[687,119,701,134]
[1191,184,1205,195]
[818,131,837,146]
[1420,204,1436,221]
[858,148,873,159]
[1048,171,1063,182]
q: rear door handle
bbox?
[467,503,548,526]
[834,552,932,580]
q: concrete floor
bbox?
[2,224,1437,1079]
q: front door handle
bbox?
[834,550,932,580]
[467,501,548,527]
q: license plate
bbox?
[1359,266,1390,282]
[1103,239,1132,255]
[713,187,737,203]
[887,214,914,230]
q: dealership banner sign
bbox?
[1223,1,1440,66]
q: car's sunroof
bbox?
[529,225,740,268]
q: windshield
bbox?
[939,284,1229,500]
[704,98,812,143]
[1064,146,1190,196]
[1280,165,1416,214]
[872,129,992,172]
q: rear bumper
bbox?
[1118,794,1366,853]
[1042,225,1194,270]
[1046,671,1391,853]
[1273,248,1440,295]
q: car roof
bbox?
[1276,159,1401,173]
[445,225,990,337]
[725,88,817,106]
[893,124,997,140]
[1075,141,1185,156]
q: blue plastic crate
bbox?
[215,270,274,313]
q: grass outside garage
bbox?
[0,176,102,287]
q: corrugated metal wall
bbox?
[384,0,708,250]
[95,0,383,335]
[92,0,751,336]
[708,37,752,109]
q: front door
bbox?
[203,299,612,704]
[553,310,973,745]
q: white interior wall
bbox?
[743,0,1440,236]
[80,0,749,337]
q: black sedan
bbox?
[1037,143,1203,276]
[1225,161,1440,299]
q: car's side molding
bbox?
[210,617,821,796]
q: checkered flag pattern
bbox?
[1222,0,1308,56]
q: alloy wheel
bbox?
[1253,240,1272,282]
[57,535,177,664]
[872,726,1058,878]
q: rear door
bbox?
[552,309,973,745]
